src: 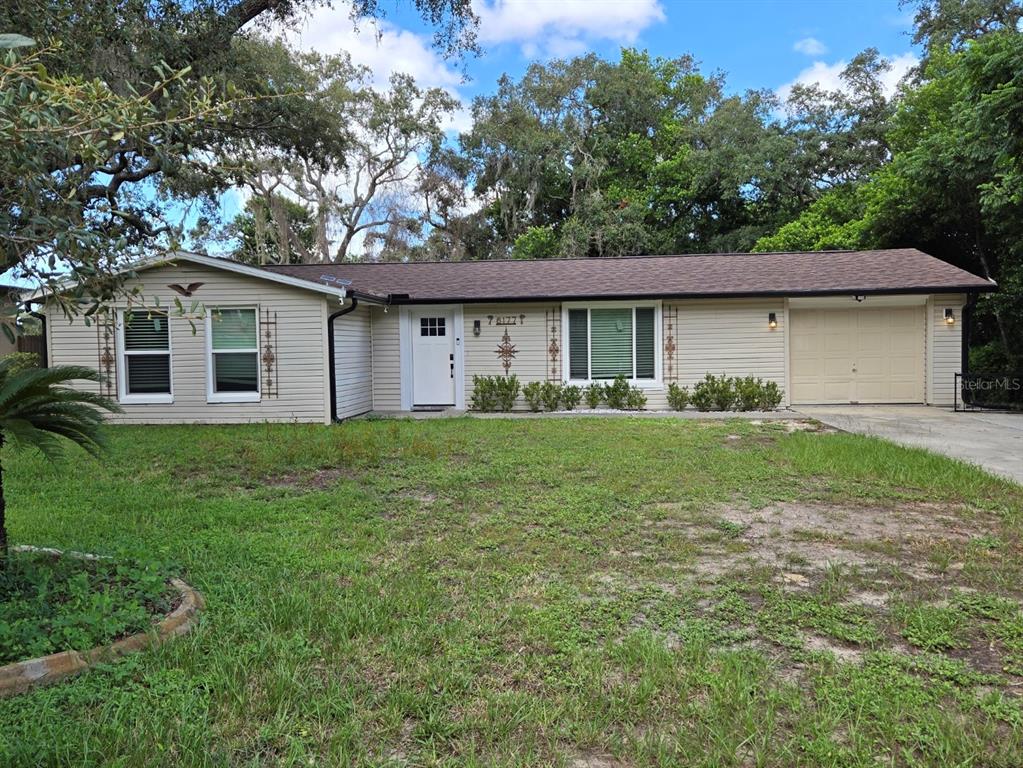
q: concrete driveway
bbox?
[794,405,1023,485]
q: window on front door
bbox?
[420,317,446,336]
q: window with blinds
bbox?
[121,310,171,396]
[209,308,259,397]
[566,306,656,381]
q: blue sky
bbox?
[206,0,922,251]
[289,0,921,115]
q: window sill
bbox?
[207,392,261,404]
[567,379,662,390]
[119,394,174,405]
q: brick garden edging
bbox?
[0,551,204,697]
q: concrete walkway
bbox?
[795,405,1023,485]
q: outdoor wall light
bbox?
[768,312,778,329]
[473,319,481,336]
[944,308,956,326]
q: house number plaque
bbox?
[487,314,526,326]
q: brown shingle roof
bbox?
[263,249,994,303]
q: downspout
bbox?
[27,308,48,368]
[327,296,359,423]
[961,292,977,375]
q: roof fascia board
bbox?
[171,253,349,299]
[379,284,997,305]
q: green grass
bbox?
[1,417,1022,766]
[0,551,174,664]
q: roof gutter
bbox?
[327,296,359,423]
[377,284,998,305]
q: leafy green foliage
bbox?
[666,382,690,411]
[560,384,582,410]
[0,353,40,377]
[692,374,735,411]
[539,381,563,411]
[625,385,647,411]
[755,28,1023,367]
[602,375,631,409]
[511,226,559,260]
[0,551,173,664]
[584,382,604,409]
[691,374,783,411]
[0,362,119,461]
[521,380,543,412]
[470,375,520,412]
[212,39,460,264]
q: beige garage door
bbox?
[790,306,925,404]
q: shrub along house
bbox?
[34,248,993,423]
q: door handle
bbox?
[450,353,454,378]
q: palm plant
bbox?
[0,359,120,563]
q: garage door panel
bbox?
[790,306,924,405]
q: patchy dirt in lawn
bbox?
[657,500,1000,585]
[803,634,866,663]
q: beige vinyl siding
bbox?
[45,262,332,424]
[662,299,787,409]
[334,304,373,419]
[455,299,785,412]
[929,294,965,406]
[370,306,401,410]
[464,303,556,409]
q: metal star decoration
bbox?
[495,330,518,373]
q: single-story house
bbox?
[35,248,994,423]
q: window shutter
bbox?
[635,307,655,379]
[568,309,588,379]
[590,308,633,378]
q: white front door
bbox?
[411,310,456,406]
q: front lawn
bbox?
[2,417,1022,766]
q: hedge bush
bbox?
[537,381,560,411]
[522,380,544,412]
[666,382,690,411]
[561,384,582,410]
[471,375,520,412]
[690,373,782,412]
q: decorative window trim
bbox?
[115,309,173,404]
[206,305,261,404]
[560,300,662,387]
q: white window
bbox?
[117,310,172,404]
[206,307,260,403]
[563,303,661,384]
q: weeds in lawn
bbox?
[0,418,1021,767]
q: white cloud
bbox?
[284,5,463,91]
[777,52,918,102]
[793,37,827,56]
[474,0,665,58]
[280,4,471,135]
